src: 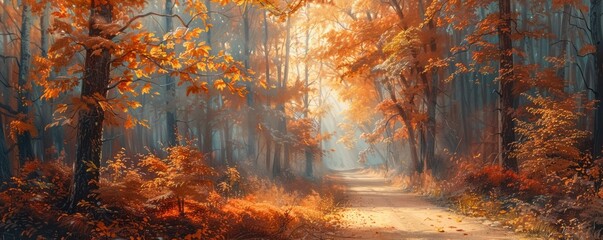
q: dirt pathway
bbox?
[330,169,530,239]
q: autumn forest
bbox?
[1,0,603,239]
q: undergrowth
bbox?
[387,156,603,239]
[0,146,345,239]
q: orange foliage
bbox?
[0,143,343,239]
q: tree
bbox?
[591,0,603,159]
[0,116,10,183]
[498,0,519,171]
[35,0,248,211]
[16,0,35,164]
[165,0,177,147]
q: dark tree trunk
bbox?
[17,2,34,165]
[272,138,282,178]
[244,7,257,160]
[0,116,10,183]
[263,10,272,171]
[304,23,313,177]
[203,99,213,158]
[165,0,177,146]
[265,136,272,170]
[224,120,233,164]
[498,0,519,171]
[386,82,421,172]
[40,1,56,161]
[276,16,291,177]
[203,0,214,161]
[591,0,603,158]
[68,0,113,211]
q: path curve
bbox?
[329,169,529,239]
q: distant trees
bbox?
[318,0,601,178]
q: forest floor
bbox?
[328,169,531,240]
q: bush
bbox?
[0,144,343,239]
[465,165,546,201]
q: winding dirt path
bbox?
[330,169,529,239]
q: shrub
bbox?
[465,165,546,201]
[0,144,343,239]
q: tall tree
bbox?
[243,5,257,160]
[39,1,56,161]
[498,0,519,171]
[262,9,272,170]
[303,11,313,177]
[165,0,177,147]
[591,0,603,158]
[0,115,10,183]
[16,1,34,164]
[67,0,113,210]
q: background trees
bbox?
[2,0,603,238]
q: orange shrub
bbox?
[465,165,546,200]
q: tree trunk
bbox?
[263,10,272,171]
[498,0,519,171]
[272,130,282,178]
[203,0,214,161]
[17,2,34,165]
[224,118,232,164]
[0,115,10,183]
[68,0,113,211]
[386,82,421,172]
[303,21,313,177]
[458,30,471,154]
[244,7,257,160]
[0,7,9,172]
[591,0,603,158]
[265,135,272,171]
[278,16,291,176]
[165,0,177,146]
[39,1,56,161]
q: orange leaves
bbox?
[141,83,152,94]
[9,119,38,141]
[214,79,227,91]
[124,115,136,129]
[186,82,209,96]
[579,44,597,56]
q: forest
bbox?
[1,0,603,239]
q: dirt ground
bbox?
[329,169,532,240]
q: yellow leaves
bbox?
[259,79,269,89]
[170,59,182,69]
[132,22,144,30]
[117,81,134,94]
[196,43,212,57]
[183,41,196,51]
[172,27,187,39]
[124,115,136,129]
[186,28,203,41]
[127,100,142,110]
[214,79,227,91]
[134,69,145,78]
[141,83,152,94]
[9,119,38,141]
[223,54,234,64]
[55,104,69,115]
[150,46,164,57]
[165,41,175,50]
